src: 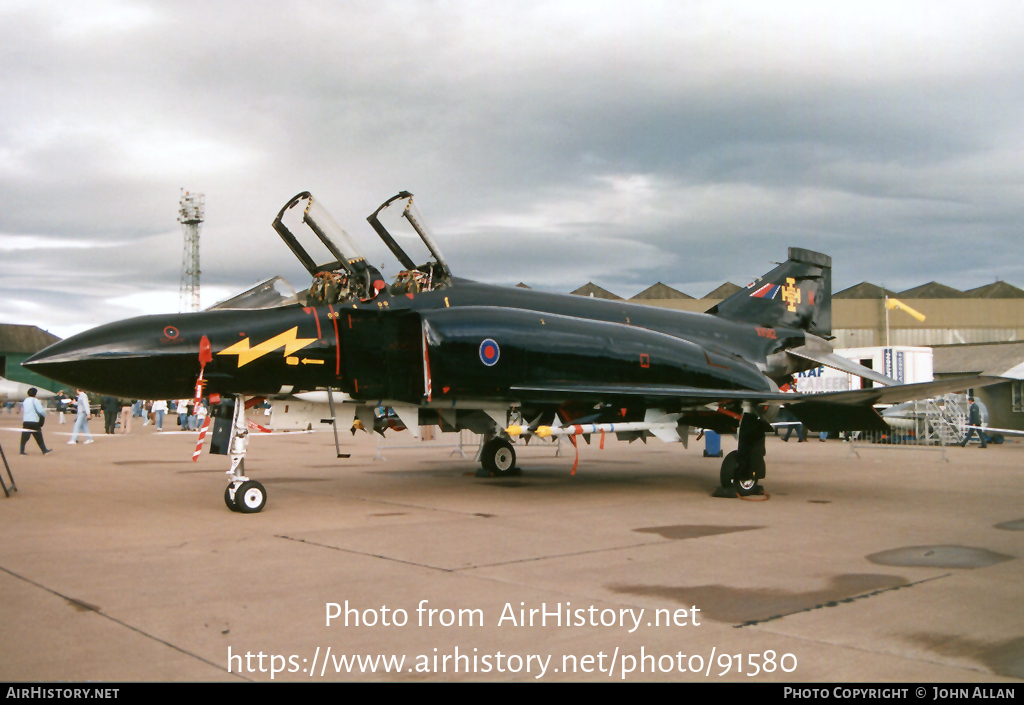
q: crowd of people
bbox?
[8,392,217,454]
[94,397,210,434]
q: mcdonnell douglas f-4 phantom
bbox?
[25,191,998,512]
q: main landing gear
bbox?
[477,436,519,477]
[222,394,267,513]
[717,411,767,497]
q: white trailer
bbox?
[794,346,933,393]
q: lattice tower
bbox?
[178,189,205,312]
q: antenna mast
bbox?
[178,189,205,312]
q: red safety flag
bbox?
[195,335,212,403]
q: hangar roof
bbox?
[701,282,743,299]
[898,282,965,299]
[834,282,897,299]
[932,341,1024,376]
[631,282,693,300]
[570,282,623,300]
[962,281,1024,298]
[0,324,60,354]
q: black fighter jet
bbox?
[25,191,998,513]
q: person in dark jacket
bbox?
[101,395,120,434]
[960,396,987,448]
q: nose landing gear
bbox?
[221,394,268,513]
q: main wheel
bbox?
[235,480,267,513]
[719,450,738,488]
[734,456,764,497]
[481,438,516,476]
[224,483,241,512]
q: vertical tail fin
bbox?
[706,248,832,336]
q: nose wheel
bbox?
[225,480,267,513]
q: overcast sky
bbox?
[2,0,1023,338]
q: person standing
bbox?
[177,399,189,429]
[961,396,988,448]
[101,395,119,434]
[20,388,51,455]
[69,389,94,444]
[151,399,167,431]
[55,391,69,424]
[119,400,132,434]
[195,400,207,431]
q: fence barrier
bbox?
[847,394,971,463]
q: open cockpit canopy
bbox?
[272,192,385,305]
[271,190,451,305]
[367,191,452,295]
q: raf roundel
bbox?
[479,338,500,367]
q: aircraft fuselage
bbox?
[26,278,800,406]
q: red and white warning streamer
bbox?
[192,417,212,461]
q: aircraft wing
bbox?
[795,375,1004,406]
[966,425,1024,437]
[509,383,794,406]
[784,375,1004,432]
[0,377,55,402]
[786,347,900,387]
[511,375,1001,433]
[512,375,998,406]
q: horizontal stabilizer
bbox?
[786,348,899,387]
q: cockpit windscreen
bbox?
[207,276,299,310]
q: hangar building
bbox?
[0,323,63,392]
[575,279,1024,433]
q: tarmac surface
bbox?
[0,412,1021,683]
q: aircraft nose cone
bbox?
[24,315,201,398]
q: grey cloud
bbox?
[2,1,1024,335]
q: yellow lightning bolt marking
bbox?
[218,327,317,367]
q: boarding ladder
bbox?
[925,395,967,446]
